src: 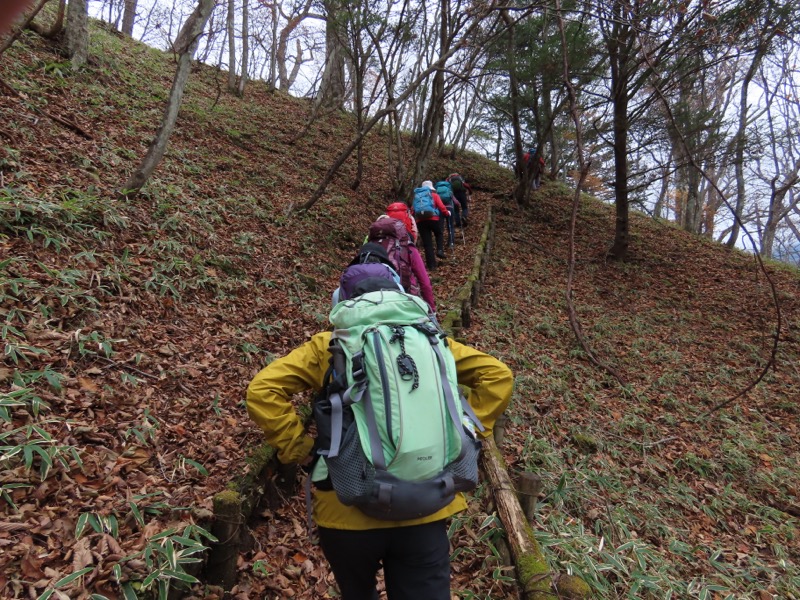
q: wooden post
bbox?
[518,472,542,522]
[481,438,552,598]
[482,439,592,598]
[494,413,508,446]
[206,490,243,589]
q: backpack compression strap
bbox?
[324,347,368,459]
[362,330,390,471]
[429,337,482,463]
[410,323,485,437]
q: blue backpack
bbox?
[413,187,438,219]
[435,181,453,203]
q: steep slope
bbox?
[473,190,800,598]
[0,19,515,600]
[1,17,799,600]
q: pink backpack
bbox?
[367,218,421,298]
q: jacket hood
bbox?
[386,202,408,213]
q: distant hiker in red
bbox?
[535,155,545,189]
[386,201,419,242]
[367,214,436,311]
[522,148,545,190]
[412,180,450,270]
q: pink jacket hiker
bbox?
[407,241,435,311]
[369,215,436,312]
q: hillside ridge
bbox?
[1,18,799,600]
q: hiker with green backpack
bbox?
[447,173,472,227]
[246,258,513,600]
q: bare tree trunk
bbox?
[65,0,88,69]
[121,0,137,36]
[275,0,316,92]
[685,163,702,233]
[494,120,501,163]
[501,10,528,205]
[653,151,672,220]
[227,0,237,92]
[237,0,249,96]
[701,167,726,238]
[317,0,346,110]
[286,40,305,90]
[610,104,630,261]
[120,0,216,198]
[453,86,477,156]
[412,80,428,144]
[727,47,766,248]
[606,2,631,261]
[267,1,278,89]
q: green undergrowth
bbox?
[469,199,800,599]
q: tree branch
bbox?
[555,0,626,388]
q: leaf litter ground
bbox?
[1,19,799,600]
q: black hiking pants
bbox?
[453,189,468,223]
[318,520,451,600]
[417,219,444,269]
[445,213,456,247]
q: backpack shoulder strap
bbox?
[319,339,368,459]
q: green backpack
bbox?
[449,173,465,192]
[311,290,483,520]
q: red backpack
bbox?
[367,218,421,298]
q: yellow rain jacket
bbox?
[246,331,513,530]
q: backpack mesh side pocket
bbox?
[324,419,376,506]
[444,434,481,490]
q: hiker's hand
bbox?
[298,454,314,473]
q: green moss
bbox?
[213,489,242,512]
[556,574,592,599]
[571,432,599,454]
[228,442,276,495]
[246,442,276,469]
[516,552,551,595]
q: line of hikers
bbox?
[412,174,472,271]
[247,168,513,599]
[332,172,474,317]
